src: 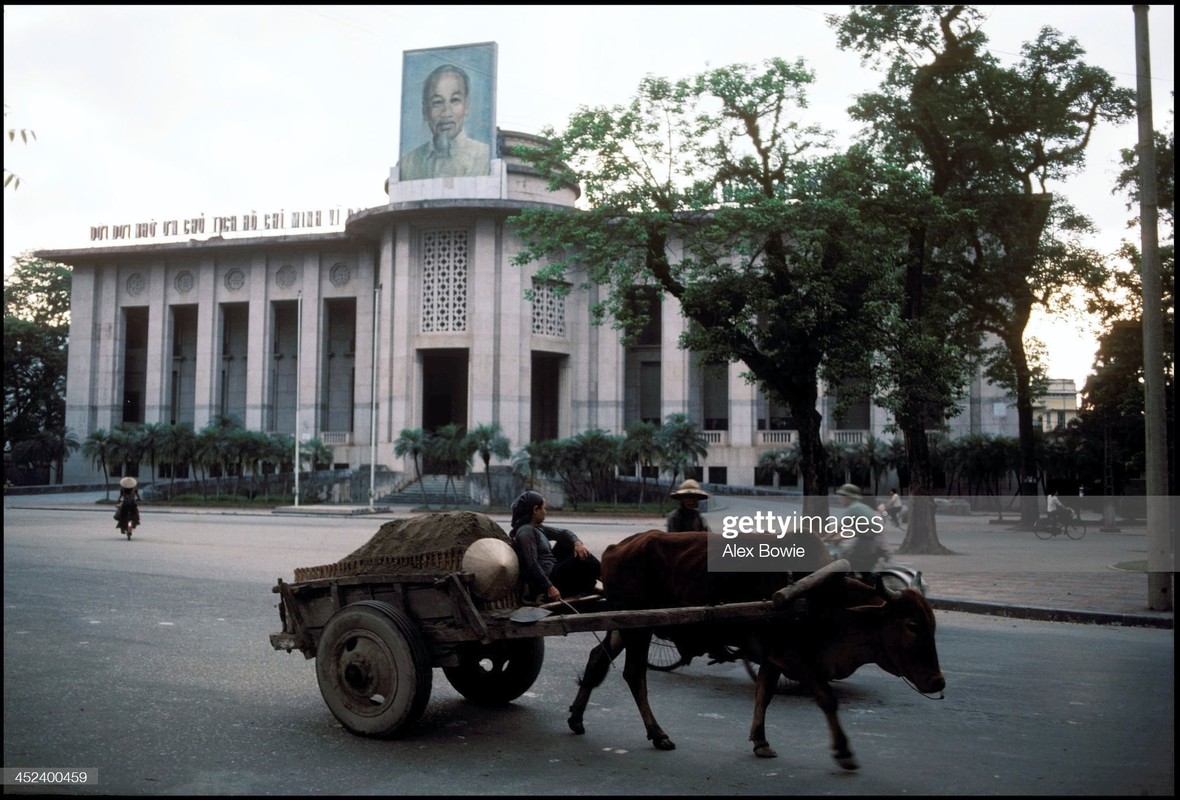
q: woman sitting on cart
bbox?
[509,490,600,604]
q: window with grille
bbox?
[420,229,469,333]
[531,279,566,337]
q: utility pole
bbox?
[1133,5,1172,611]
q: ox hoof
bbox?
[652,737,676,751]
[835,754,860,771]
[568,717,585,735]
[753,745,778,759]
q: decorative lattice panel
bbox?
[531,280,566,337]
[421,230,469,333]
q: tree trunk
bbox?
[795,408,831,518]
[897,410,954,555]
[1006,326,1041,528]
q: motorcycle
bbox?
[114,500,140,540]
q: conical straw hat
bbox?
[462,538,520,601]
[119,476,138,489]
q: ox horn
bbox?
[772,559,850,608]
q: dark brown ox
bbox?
[566,529,945,769]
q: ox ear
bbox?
[874,574,901,602]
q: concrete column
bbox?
[498,227,530,450]
[298,251,323,443]
[64,263,100,482]
[353,247,378,456]
[469,216,498,429]
[191,254,217,430]
[244,252,269,431]
[388,223,414,468]
[660,293,689,420]
[143,263,167,424]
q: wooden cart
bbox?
[269,561,844,738]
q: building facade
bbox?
[42,127,1026,493]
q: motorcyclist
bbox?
[824,483,889,582]
[115,476,141,533]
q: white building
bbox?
[39,127,1023,495]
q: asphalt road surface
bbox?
[2,503,1173,795]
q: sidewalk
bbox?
[6,491,1173,629]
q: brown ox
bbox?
[566,529,945,769]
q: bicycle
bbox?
[1032,510,1086,540]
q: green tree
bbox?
[620,420,665,505]
[757,443,800,489]
[3,255,71,455]
[574,428,623,504]
[107,425,143,483]
[465,422,512,506]
[833,5,1134,543]
[858,434,891,496]
[511,59,907,517]
[426,423,471,505]
[11,427,78,485]
[655,413,710,495]
[394,428,433,509]
[5,104,36,190]
[82,428,117,499]
[137,421,167,484]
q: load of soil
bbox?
[293,510,511,582]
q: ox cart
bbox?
[269,517,845,739]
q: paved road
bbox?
[2,498,1173,796]
[4,490,1173,629]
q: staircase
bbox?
[378,475,473,507]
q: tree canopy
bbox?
[4,254,72,455]
[511,58,915,514]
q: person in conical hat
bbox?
[115,476,142,532]
[666,479,710,533]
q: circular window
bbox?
[174,271,194,293]
[329,262,351,287]
[276,264,297,288]
[225,269,245,291]
[126,273,145,296]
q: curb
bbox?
[929,597,1174,630]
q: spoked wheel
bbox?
[1066,519,1087,540]
[1033,519,1054,540]
[648,635,692,671]
[119,523,132,540]
[315,600,433,737]
[442,638,545,706]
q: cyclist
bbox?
[1046,491,1073,531]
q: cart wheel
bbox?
[648,634,691,671]
[442,638,544,706]
[315,600,432,737]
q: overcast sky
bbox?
[3,5,1174,391]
